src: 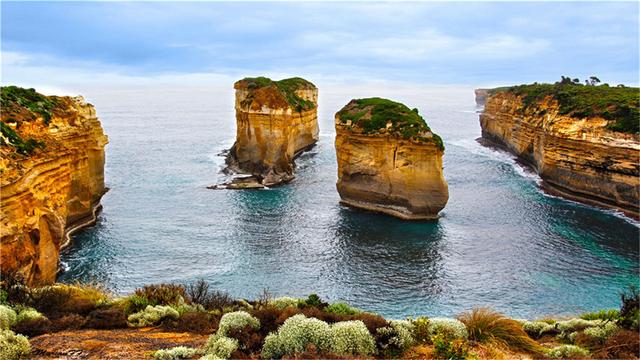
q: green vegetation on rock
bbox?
[1,86,59,125]
[0,122,45,156]
[238,76,316,112]
[336,97,444,150]
[493,78,640,134]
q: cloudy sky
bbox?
[1,1,638,89]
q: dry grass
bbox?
[458,308,543,354]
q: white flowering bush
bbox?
[556,318,601,333]
[330,320,375,356]
[173,303,205,316]
[153,346,199,360]
[522,320,555,338]
[261,314,332,359]
[127,305,180,327]
[428,318,468,339]
[268,297,300,310]
[204,335,239,359]
[15,308,46,324]
[0,306,17,330]
[547,344,589,359]
[217,311,260,336]
[0,329,30,360]
[376,320,416,352]
[583,322,619,342]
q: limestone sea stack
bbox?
[225,77,319,187]
[479,82,639,218]
[335,98,449,220]
[474,89,490,106]
[0,86,108,285]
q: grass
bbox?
[237,76,316,112]
[1,86,59,125]
[493,81,639,134]
[0,121,45,156]
[457,308,543,354]
[336,97,444,150]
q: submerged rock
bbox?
[0,86,108,285]
[224,77,319,187]
[334,98,449,220]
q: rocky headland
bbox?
[0,86,108,285]
[479,81,639,218]
[334,98,448,220]
[474,88,490,106]
[220,77,319,188]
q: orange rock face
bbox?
[1,93,108,285]
[480,92,639,218]
[227,78,319,186]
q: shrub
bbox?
[619,285,640,330]
[123,294,150,314]
[580,309,619,321]
[49,314,86,331]
[0,306,17,330]
[269,297,301,310]
[0,329,30,360]
[186,280,234,311]
[251,307,285,335]
[0,272,30,306]
[522,320,556,338]
[127,305,179,327]
[204,335,239,359]
[582,322,619,343]
[325,303,361,316]
[162,311,219,334]
[134,283,186,307]
[556,318,602,335]
[592,329,640,359]
[153,346,199,360]
[351,312,388,335]
[412,316,430,344]
[15,307,45,324]
[546,344,589,358]
[329,320,376,356]
[432,334,468,360]
[85,308,128,329]
[261,314,332,359]
[217,311,260,337]
[375,319,416,355]
[457,308,541,353]
[300,294,327,309]
[12,317,51,337]
[428,318,468,340]
[30,284,106,317]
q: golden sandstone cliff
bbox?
[479,85,640,218]
[224,77,319,188]
[0,86,108,285]
[335,98,448,220]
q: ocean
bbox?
[58,83,639,319]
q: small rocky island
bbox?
[0,86,108,285]
[479,79,639,218]
[334,98,449,220]
[218,77,319,189]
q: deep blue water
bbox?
[59,84,639,319]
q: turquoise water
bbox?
[59,84,639,319]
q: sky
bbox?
[1,1,639,91]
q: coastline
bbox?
[60,189,108,250]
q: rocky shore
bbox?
[0,86,108,285]
[334,98,448,220]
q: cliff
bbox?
[474,89,490,106]
[479,84,639,218]
[0,86,108,285]
[334,98,448,220]
[224,77,319,187]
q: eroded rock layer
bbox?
[1,87,108,285]
[226,77,319,186]
[335,98,448,220]
[480,92,639,218]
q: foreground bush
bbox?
[375,319,416,356]
[428,317,468,340]
[127,305,179,327]
[432,334,468,360]
[580,309,619,321]
[458,308,541,353]
[217,311,260,336]
[153,346,199,360]
[162,311,219,334]
[269,297,301,310]
[0,329,30,360]
[30,284,106,317]
[134,283,187,308]
[262,314,332,359]
[186,280,234,311]
[325,302,361,316]
[204,335,239,359]
[546,344,589,359]
[0,306,17,330]
[330,320,376,356]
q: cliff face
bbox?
[335,98,448,220]
[480,92,639,218]
[1,87,108,285]
[474,89,490,106]
[226,77,319,187]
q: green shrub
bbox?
[580,309,619,321]
[428,317,468,340]
[375,319,416,354]
[15,308,45,324]
[556,318,602,333]
[217,311,260,337]
[127,305,180,327]
[325,302,361,316]
[237,77,316,112]
[412,316,430,344]
[619,285,640,330]
[301,294,326,309]
[204,335,238,359]
[134,283,186,307]
[153,346,198,360]
[261,314,332,359]
[432,334,468,360]
[329,320,376,356]
[522,320,555,338]
[30,283,106,316]
[0,329,30,360]
[268,297,300,310]
[123,294,150,314]
[583,322,619,343]
[0,122,45,156]
[546,344,589,358]
[0,86,59,125]
[0,306,17,330]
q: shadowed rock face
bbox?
[226,77,319,187]
[480,91,640,218]
[334,98,448,220]
[1,87,108,285]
